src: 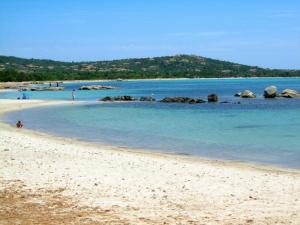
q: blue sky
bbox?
[0,0,299,69]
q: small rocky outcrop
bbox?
[100,96,136,101]
[140,96,156,101]
[45,87,65,91]
[101,96,114,101]
[114,96,136,101]
[79,85,116,90]
[21,87,65,91]
[240,90,256,98]
[234,92,242,97]
[160,97,205,104]
[264,86,277,98]
[281,89,300,98]
[207,94,218,102]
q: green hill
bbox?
[0,54,299,82]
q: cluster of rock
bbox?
[19,87,65,91]
[79,85,116,90]
[140,96,156,102]
[160,97,206,104]
[101,95,156,102]
[100,94,220,104]
[234,86,300,99]
[101,96,136,101]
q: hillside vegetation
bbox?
[0,55,299,82]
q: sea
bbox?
[1,78,300,169]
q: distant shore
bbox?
[1,76,300,89]
[0,99,300,224]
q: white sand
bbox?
[0,99,300,224]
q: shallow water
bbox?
[1,77,300,101]
[2,78,300,168]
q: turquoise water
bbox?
[2,78,300,168]
[1,78,300,101]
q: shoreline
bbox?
[1,76,300,88]
[0,99,299,173]
[1,99,300,224]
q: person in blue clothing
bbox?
[72,89,76,100]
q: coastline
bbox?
[1,99,299,173]
[1,99,300,224]
[1,76,300,89]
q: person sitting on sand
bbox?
[16,120,23,128]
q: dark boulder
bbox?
[140,96,156,102]
[101,96,114,101]
[234,92,242,97]
[207,94,218,102]
[100,96,136,101]
[160,97,205,104]
[114,96,136,101]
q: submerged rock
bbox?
[160,97,205,104]
[207,94,218,102]
[240,90,256,98]
[140,96,156,101]
[79,85,116,90]
[281,89,300,98]
[264,86,277,98]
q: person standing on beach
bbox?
[72,89,76,101]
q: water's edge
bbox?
[1,101,299,172]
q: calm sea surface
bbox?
[1,78,300,168]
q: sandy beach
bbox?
[0,99,300,224]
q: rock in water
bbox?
[140,96,156,101]
[100,96,136,101]
[234,92,242,97]
[79,85,116,90]
[281,89,300,98]
[241,90,256,98]
[114,96,136,101]
[101,96,114,101]
[207,94,218,102]
[46,87,65,91]
[160,97,205,104]
[264,86,277,98]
